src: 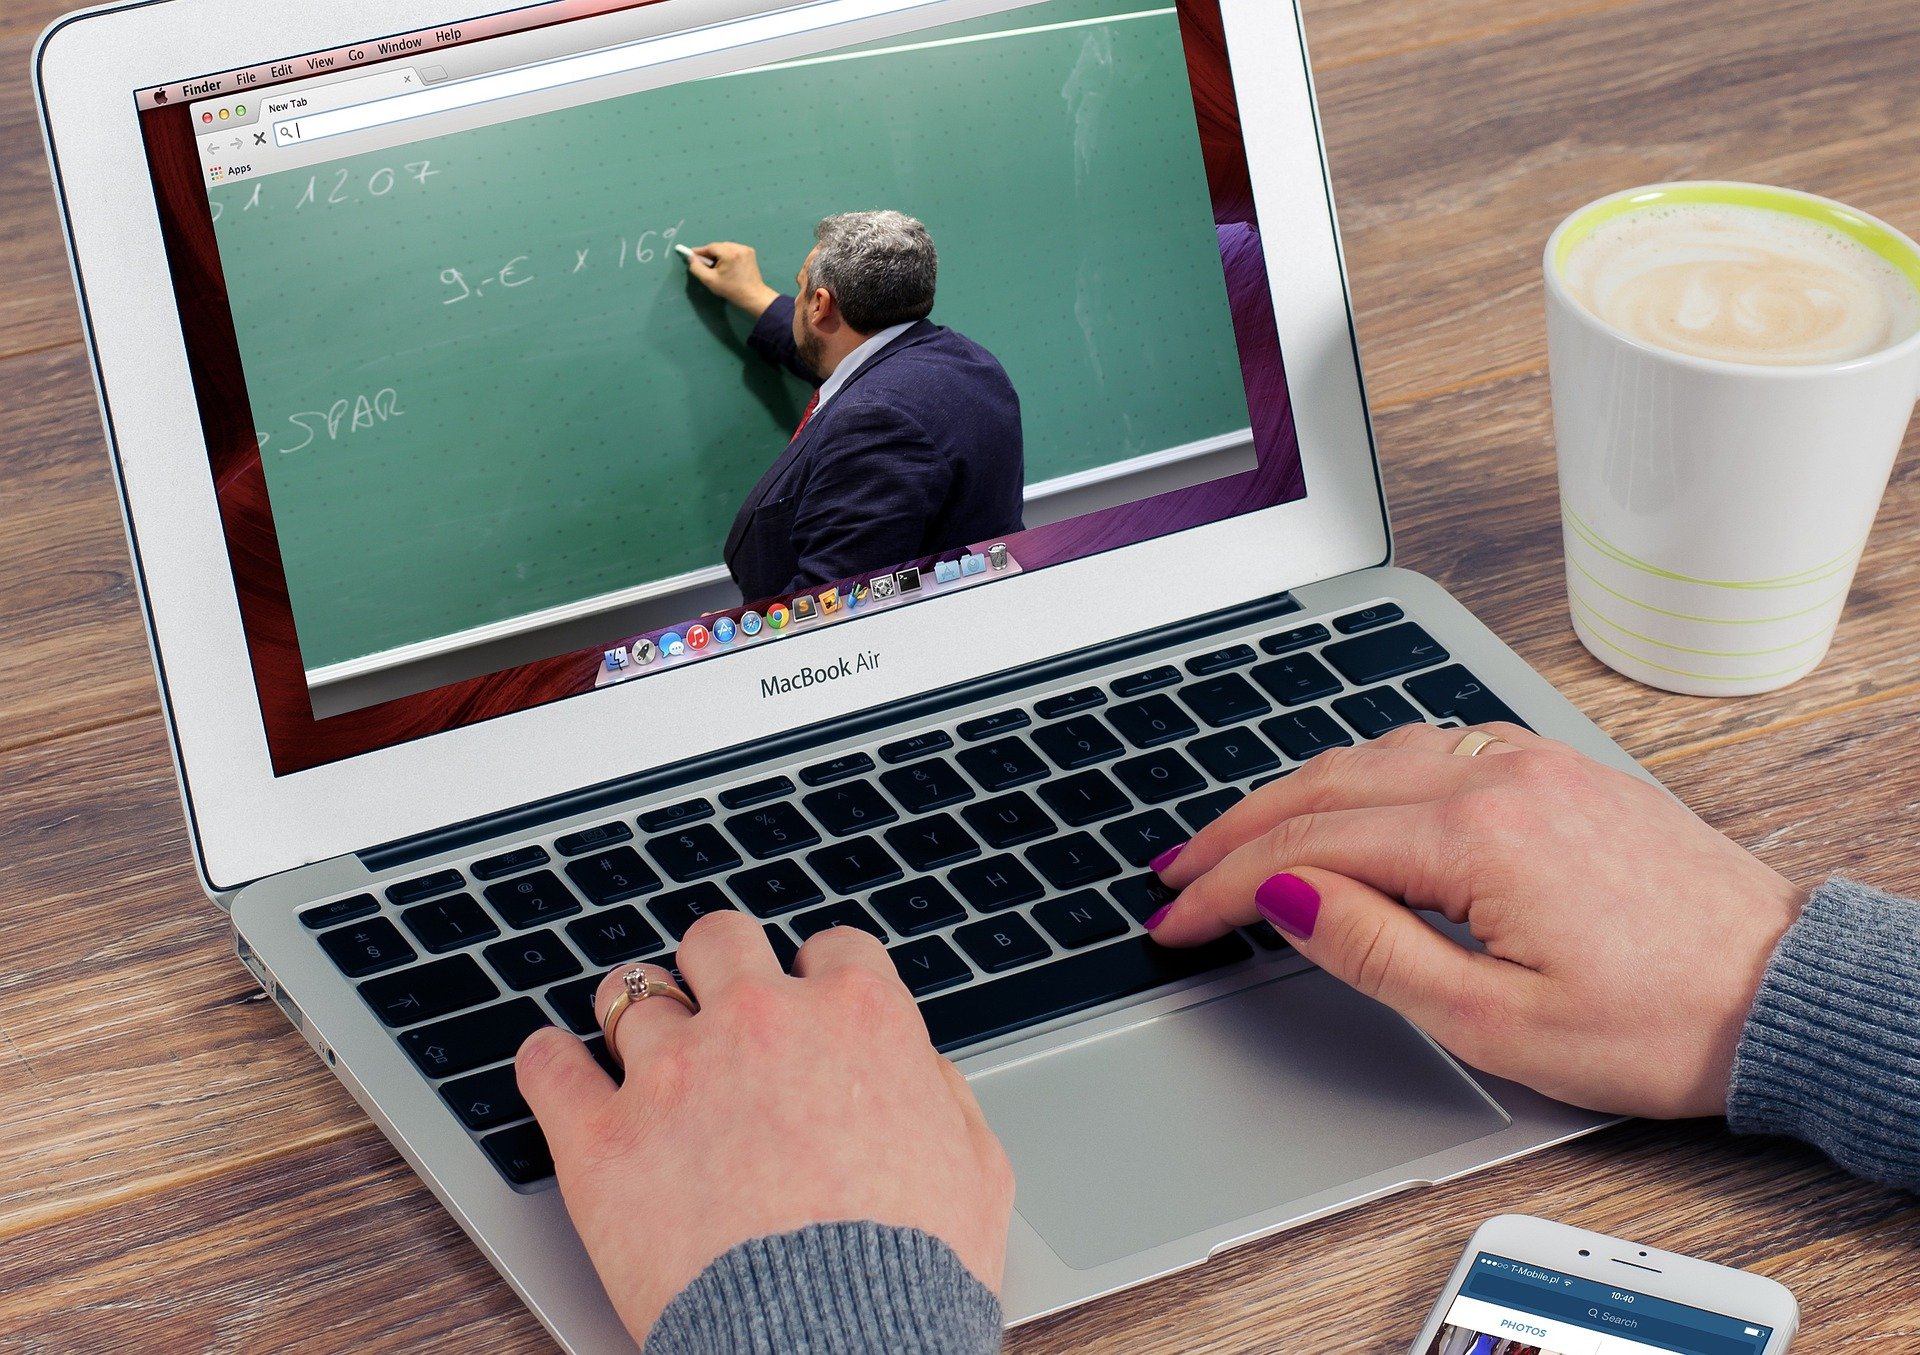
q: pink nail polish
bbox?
[1143,903,1174,931]
[1254,873,1320,939]
[1148,842,1186,874]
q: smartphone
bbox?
[1408,1215,1798,1355]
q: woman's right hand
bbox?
[1148,722,1805,1119]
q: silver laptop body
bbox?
[37,0,1621,1348]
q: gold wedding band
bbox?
[600,966,697,1068]
[1450,730,1507,758]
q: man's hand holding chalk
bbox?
[681,240,781,318]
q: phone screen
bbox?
[1425,1253,1775,1355]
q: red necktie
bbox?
[791,392,820,444]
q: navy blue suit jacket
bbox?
[723,295,1025,603]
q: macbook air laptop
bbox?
[37,0,1624,1346]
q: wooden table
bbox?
[4,0,1917,1348]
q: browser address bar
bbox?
[271,0,944,146]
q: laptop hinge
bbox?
[358,590,1301,873]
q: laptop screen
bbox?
[135,0,1305,775]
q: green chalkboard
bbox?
[211,0,1251,671]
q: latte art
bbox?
[1564,203,1920,365]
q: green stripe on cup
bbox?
[1562,501,1862,590]
[1552,182,1920,295]
[1567,583,1835,658]
[1567,596,1823,683]
[1566,555,1848,625]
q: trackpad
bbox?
[969,970,1508,1270]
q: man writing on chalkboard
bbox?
[684,210,1026,605]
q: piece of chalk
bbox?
[675,243,716,268]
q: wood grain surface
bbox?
[3,0,1917,1350]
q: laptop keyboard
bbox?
[298,603,1527,1187]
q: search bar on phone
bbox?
[270,0,945,146]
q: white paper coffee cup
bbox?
[1543,182,1920,696]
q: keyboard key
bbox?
[545,973,602,1034]
[1114,748,1206,804]
[1333,603,1404,634]
[301,894,376,929]
[920,934,1254,1053]
[1260,623,1330,655]
[1111,665,1180,696]
[484,871,581,929]
[957,737,1049,792]
[471,845,550,881]
[884,813,980,872]
[790,900,888,943]
[1110,873,1177,924]
[720,776,794,810]
[1185,644,1257,675]
[1323,622,1449,685]
[481,1121,554,1184]
[647,825,742,882]
[566,905,665,965]
[401,997,550,1080]
[1177,787,1244,833]
[1032,714,1124,771]
[1179,673,1271,728]
[1108,694,1198,749]
[1404,665,1530,729]
[890,936,972,996]
[1026,833,1121,889]
[1245,920,1292,951]
[1101,810,1187,867]
[442,1063,531,1131]
[949,855,1046,912]
[765,924,801,972]
[386,869,464,906]
[807,837,903,894]
[962,792,1054,849]
[728,859,825,917]
[880,759,975,814]
[638,798,713,833]
[320,918,415,978]
[870,879,968,937]
[650,883,737,939]
[1034,687,1106,719]
[954,915,1051,974]
[1189,727,1281,782]
[1250,653,1343,706]
[879,731,953,764]
[1334,686,1423,739]
[958,709,1030,741]
[402,894,500,954]
[1033,890,1130,949]
[359,954,498,1028]
[1260,708,1354,761]
[1038,769,1131,826]
[563,847,661,905]
[800,752,874,786]
[554,822,633,856]
[803,782,899,837]
[484,930,583,991]
[726,803,821,860]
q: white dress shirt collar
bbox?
[811,321,917,413]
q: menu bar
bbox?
[136,0,663,109]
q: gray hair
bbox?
[809,210,938,333]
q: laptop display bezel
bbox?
[36,0,1389,892]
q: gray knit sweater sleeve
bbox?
[642,1221,1003,1355]
[1728,875,1920,1190]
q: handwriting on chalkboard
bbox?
[260,388,404,456]
[210,161,440,223]
[437,220,688,304]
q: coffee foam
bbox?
[1563,202,1920,365]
